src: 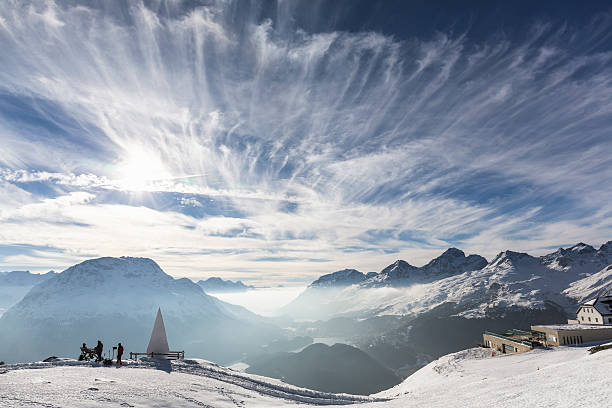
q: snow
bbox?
[284,242,612,320]
[3,345,612,407]
[0,358,382,407]
[377,345,612,407]
[563,264,612,303]
[532,323,612,330]
[5,257,222,320]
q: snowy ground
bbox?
[2,345,612,407]
[0,358,382,407]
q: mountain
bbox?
[309,269,376,288]
[197,277,254,293]
[0,257,280,364]
[0,270,56,317]
[245,343,401,395]
[364,248,487,287]
[282,248,488,320]
[563,264,612,303]
[284,242,612,320]
[281,241,612,378]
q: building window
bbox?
[581,316,584,321]
[608,318,611,323]
[588,317,591,322]
[596,318,599,322]
[580,336,583,344]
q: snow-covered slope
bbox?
[2,344,612,407]
[563,264,612,303]
[0,257,280,364]
[7,257,224,319]
[0,357,382,407]
[283,242,612,320]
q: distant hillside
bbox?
[246,343,401,395]
[0,270,56,317]
[197,277,254,293]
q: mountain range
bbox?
[197,277,254,293]
[282,241,612,377]
[283,242,612,320]
[0,257,280,364]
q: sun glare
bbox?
[116,148,170,191]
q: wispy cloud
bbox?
[0,1,611,283]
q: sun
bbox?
[116,148,170,191]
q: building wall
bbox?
[577,306,603,325]
[482,334,532,354]
[531,325,612,346]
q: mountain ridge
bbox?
[282,241,612,320]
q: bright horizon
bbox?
[1,1,612,286]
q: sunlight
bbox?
[116,148,170,191]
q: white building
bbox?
[577,291,612,325]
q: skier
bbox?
[95,340,103,362]
[116,342,124,366]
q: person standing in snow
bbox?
[95,340,103,362]
[116,342,124,366]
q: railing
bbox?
[588,343,612,354]
[129,351,184,360]
[483,331,533,347]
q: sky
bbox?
[0,0,611,285]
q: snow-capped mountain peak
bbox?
[569,242,596,254]
[363,249,488,287]
[489,250,538,268]
[8,256,218,321]
[422,248,487,275]
[309,269,371,288]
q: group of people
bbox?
[79,340,124,366]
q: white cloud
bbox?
[0,2,611,282]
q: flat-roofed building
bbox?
[482,330,540,354]
[530,324,612,346]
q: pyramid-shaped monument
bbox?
[146,307,170,355]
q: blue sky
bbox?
[0,0,611,284]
